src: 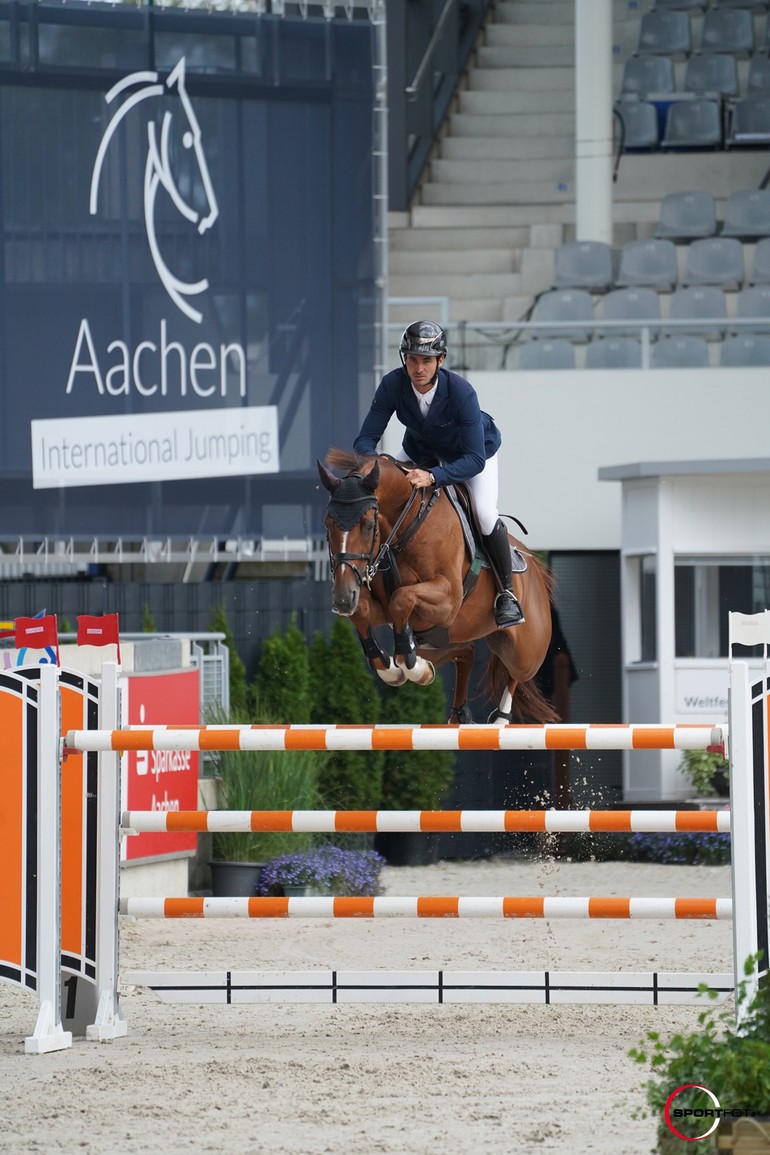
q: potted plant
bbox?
[209,741,321,895]
[629,957,770,1153]
[678,748,730,798]
[256,846,385,897]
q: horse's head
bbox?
[318,459,380,616]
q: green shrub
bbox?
[309,618,384,809]
[252,616,312,723]
[208,605,248,715]
[379,675,455,809]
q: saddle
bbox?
[445,482,529,579]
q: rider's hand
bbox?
[404,468,435,489]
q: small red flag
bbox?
[15,615,60,663]
[77,614,121,662]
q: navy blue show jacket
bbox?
[353,367,501,489]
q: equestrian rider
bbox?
[353,320,524,628]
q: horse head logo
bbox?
[89,58,219,325]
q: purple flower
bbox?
[257,846,386,896]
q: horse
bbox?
[318,449,558,725]
[89,57,219,324]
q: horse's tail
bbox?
[485,652,560,724]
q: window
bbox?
[675,557,770,657]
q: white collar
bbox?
[411,381,438,409]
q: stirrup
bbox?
[494,591,525,628]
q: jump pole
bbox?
[65,722,727,753]
[121,809,732,834]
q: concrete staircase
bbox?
[388,0,770,331]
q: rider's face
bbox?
[404,353,444,391]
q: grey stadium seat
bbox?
[715,0,770,8]
[720,334,770,366]
[662,99,723,149]
[616,239,678,290]
[700,7,755,55]
[600,287,662,337]
[585,337,643,369]
[727,94,770,144]
[749,237,770,282]
[614,100,660,150]
[621,56,675,97]
[651,336,711,367]
[518,339,576,371]
[655,191,717,240]
[651,0,706,9]
[721,189,770,238]
[684,53,739,97]
[635,10,692,57]
[552,241,613,292]
[734,284,770,322]
[531,289,594,342]
[667,287,728,339]
[747,52,770,93]
[681,237,745,289]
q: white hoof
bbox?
[398,656,436,685]
[376,665,407,687]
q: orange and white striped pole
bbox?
[120,896,732,920]
[66,722,727,754]
[120,808,732,835]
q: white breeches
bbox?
[395,448,500,536]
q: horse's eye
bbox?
[182,131,193,149]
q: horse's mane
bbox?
[325,447,398,475]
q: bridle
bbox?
[326,472,441,590]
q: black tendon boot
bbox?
[482,519,525,628]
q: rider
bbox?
[353,320,524,628]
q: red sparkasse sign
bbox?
[124,670,200,860]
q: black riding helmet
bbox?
[399,320,448,364]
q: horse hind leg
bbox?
[448,648,475,724]
[488,685,515,726]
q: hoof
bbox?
[449,705,474,725]
[377,665,407,687]
[399,656,435,685]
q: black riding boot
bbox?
[482,519,525,628]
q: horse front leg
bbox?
[388,577,459,687]
[350,597,407,687]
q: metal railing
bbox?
[387,0,493,211]
[384,316,770,372]
[0,536,329,578]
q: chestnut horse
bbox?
[318,450,557,724]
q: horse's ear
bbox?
[363,461,380,492]
[317,460,340,492]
